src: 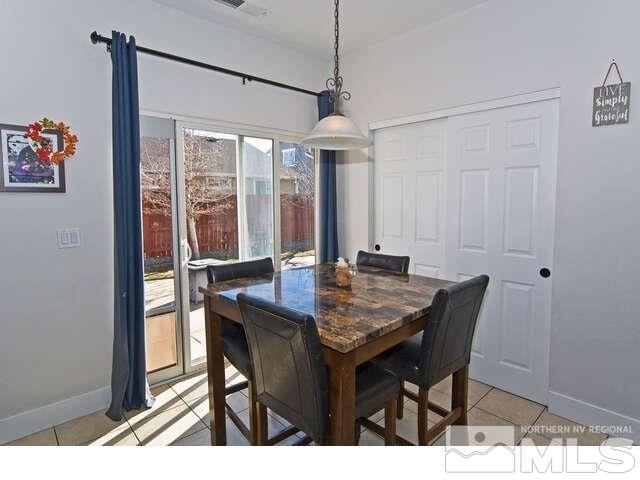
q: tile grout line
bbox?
[124,415,143,446]
[163,387,211,439]
[172,379,252,424]
[517,407,549,446]
[174,384,215,444]
[169,379,248,414]
[52,410,134,446]
[471,405,526,428]
[468,385,494,409]
[133,401,208,446]
[530,406,547,427]
[122,385,197,445]
[472,400,563,434]
[172,430,203,445]
[180,394,291,445]
[524,408,612,445]
[472,386,548,426]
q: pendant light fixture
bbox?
[302,0,371,150]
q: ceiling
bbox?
[152,0,487,58]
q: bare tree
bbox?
[279,145,316,264]
[280,145,315,205]
[140,132,236,259]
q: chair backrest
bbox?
[207,257,274,284]
[237,293,329,443]
[356,250,410,274]
[419,275,489,388]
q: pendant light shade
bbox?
[302,113,371,150]
[302,0,370,151]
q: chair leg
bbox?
[452,365,469,425]
[247,381,259,445]
[256,402,269,446]
[354,422,361,445]
[384,399,397,446]
[417,387,429,446]
[396,381,404,419]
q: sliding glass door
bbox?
[140,116,316,379]
[278,142,315,270]
[140,116,183,383]
[176,127,277,368]
[242,136,274,260]
[176,128,240,367]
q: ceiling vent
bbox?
[213,0,245,7]
[212,0,268,17]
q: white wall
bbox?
[340,0,640,436]
[0,0,325,441]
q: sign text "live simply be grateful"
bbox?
[593,82,631,126]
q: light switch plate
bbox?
[57,228,81,249]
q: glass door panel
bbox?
[140,116,182,379]
[149,122,315,377]
[241,136,274,259]
[180,127,240,367]
[169,122,316,372]
[279,142,315,270]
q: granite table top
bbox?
[200,264,455,353]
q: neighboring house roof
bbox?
[141,135,314,181]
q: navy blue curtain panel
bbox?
[318,91,339,263]
[106,32,148,421]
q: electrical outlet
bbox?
[57,228,81,249]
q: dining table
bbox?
[199,263,455,445]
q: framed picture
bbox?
[0,123,66,193]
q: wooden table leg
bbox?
[204,296,227,445]
[326,349,356,445]
[452,365,469,425]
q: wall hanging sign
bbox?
[593,60,631,127]
[0,118,77,193]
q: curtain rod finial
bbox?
[90,31,99,44]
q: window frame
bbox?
[170,116,319,273]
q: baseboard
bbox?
[548,390,639,444]
[0,386,111,445]
[3,385,637,445]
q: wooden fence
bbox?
[143,195,314,259]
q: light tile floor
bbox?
[3,366,619,446]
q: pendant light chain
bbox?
[333,0,340,82]
[326,0,351,111]
[301,0,371,150]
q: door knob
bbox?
[539,268,551,278]
[374,244,381,251]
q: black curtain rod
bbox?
[90,31,320,98]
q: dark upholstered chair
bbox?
[206,257,281,445]
[356,250,410,274]
[207,257,274,284]
[237,293,401,445]
[369,275,489,445]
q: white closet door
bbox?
[374,120,446,277]
[444,99,559,403]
